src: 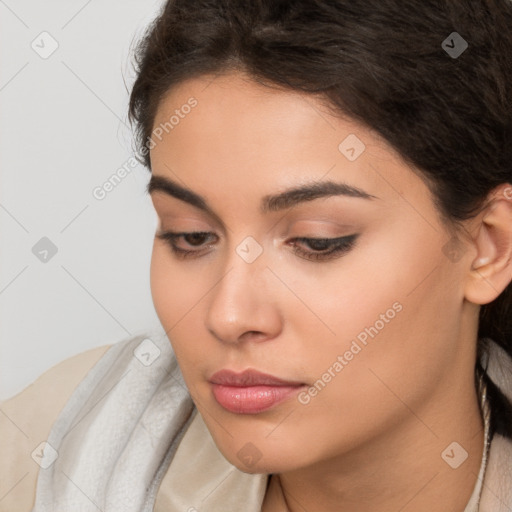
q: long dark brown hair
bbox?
[128,0,512,439]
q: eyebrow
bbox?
[146,174,378,216]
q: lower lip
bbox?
[211,383,305,414]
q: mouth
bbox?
[209,369,307,414]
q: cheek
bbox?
[289,225,457,408]
[247,251,456,466]
[149,244,204,350]
[281,228,413,359]
[149,243,225,385]
[150,243,201,317]
[150,245,176,321]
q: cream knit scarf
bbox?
[31,332,195,511]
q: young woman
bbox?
[2,1,512,511]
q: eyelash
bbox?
[155,231,359,262]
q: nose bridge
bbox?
[212,234,267,314]
[205,234,279,343]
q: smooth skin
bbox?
[148,71,512,512]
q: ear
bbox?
[464,183,512,305]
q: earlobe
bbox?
[464,184,512,305]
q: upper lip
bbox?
[209,369,305,387]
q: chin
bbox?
[217,444,302,475]
[228,456,288,475]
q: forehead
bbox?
[149,71,431,216]
[151,71,380,159]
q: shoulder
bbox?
[0,344,113,512]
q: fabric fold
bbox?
[31,331,194,512]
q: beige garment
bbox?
[0,345,495,512]
[153,408,268,512]
[0,345,112,512]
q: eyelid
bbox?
[154,209,226,238]
[152,198,361,233]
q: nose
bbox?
[205,242,282,345]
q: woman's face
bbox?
[148,71,478,474]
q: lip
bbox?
[209,369,305,387]
[209,369,306,414]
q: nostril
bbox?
[240,331,267,343]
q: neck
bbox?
[262,367,485,512]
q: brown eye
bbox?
[290,234,359,261]
[156,231,359,262]
[155,231,217,258]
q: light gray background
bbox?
[0,0,168,400]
